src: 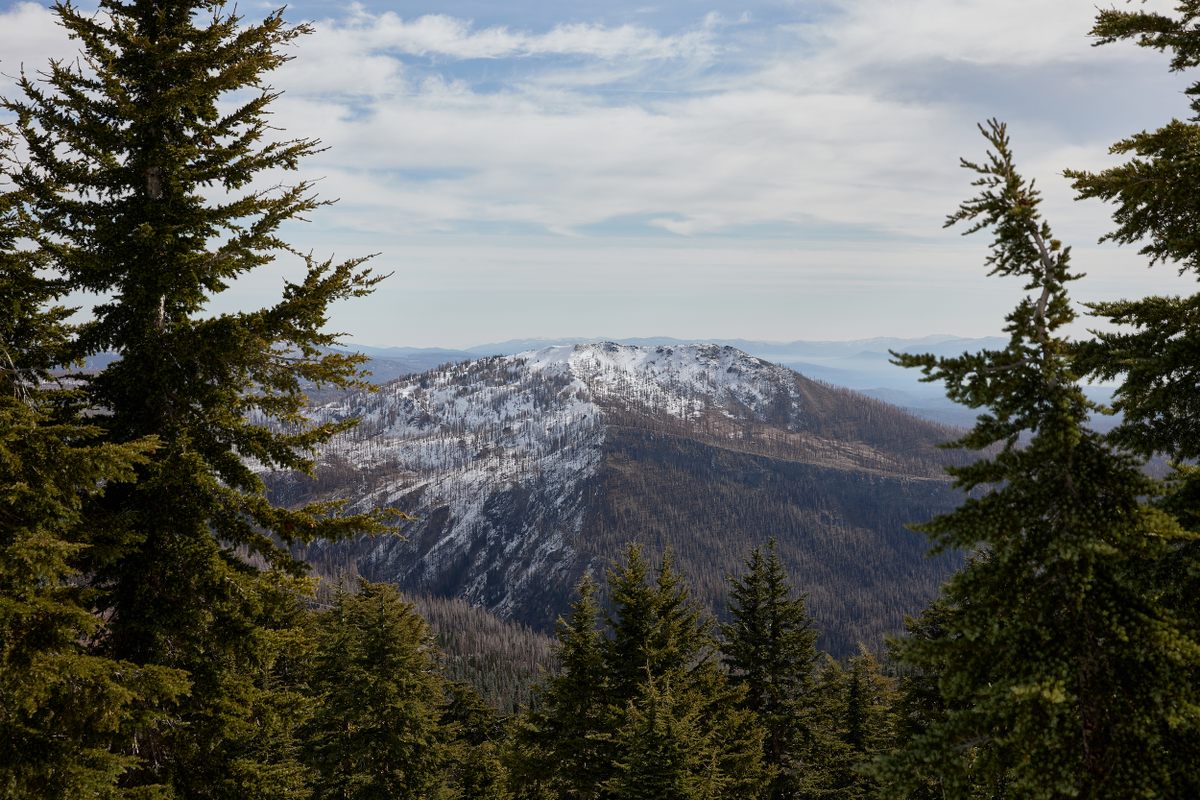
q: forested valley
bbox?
[3,1,1200,799]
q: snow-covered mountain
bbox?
[277,343,966,654]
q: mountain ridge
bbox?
[276,342,968,655]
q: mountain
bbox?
[275,343,969,656]
[345,334,1023,428]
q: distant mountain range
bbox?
[332,335,1115,430]
[275,342,971,655]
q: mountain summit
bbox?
[278,343,965,654]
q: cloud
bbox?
[320,6,719,62]
[1,0,1192,346]
[0,2,77,97]
[4,0,1182,247]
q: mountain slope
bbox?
[277,343,966,655]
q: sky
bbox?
[0,0,1197,348]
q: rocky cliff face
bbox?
[275,343,966,654]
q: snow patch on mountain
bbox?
[522,342,802,424]
[303,343,806,612]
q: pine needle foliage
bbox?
[511,547,767,800]
[303,582,455,800]
[721,540,826,800]
[1066,1,1200,464]
[878,121,1200,799]
[0,131,189,799]
[509,573,611,799]
[1062,7,1200,788]
[2,2,390,793]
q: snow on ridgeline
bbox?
[309,343,802,517]
[522,342,801,423]
[297,343,806,611]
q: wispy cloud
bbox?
[328,5,721,62]
[1,0,1193,346]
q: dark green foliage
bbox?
[879,121,1200,799]
[303,581,454,800]
[511,548,767,800]
[509,574,612,799]
[1065,2,1200,278]
[722,540,828,799]
[441,681,512,800]
[1062,9,1200,792]
[605,676,720,800]
[821,649,897,800]
[2,1,388,792]
[0,132,188,798]
[885,600,957,800]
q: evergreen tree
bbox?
[721,540,826,800]
[509,574,612,799]
[1061,9,1200,791]
[0,131,188,798]
[303,581,454,800]
[605,548,712,702]
[823,648,897,800]
[885,599,959,800]
[2,2,388,793]
[511,548,767,800]
[876,121,1200,798]
[605,676,719,800]
[441,681,512,800]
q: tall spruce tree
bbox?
[303,582,454,800]
[721,540,827,800]
[604,675,721,800]
[885,599,959,800]
[876,121,1200,798]
[0,130,188,798]
[511,548,766,800]
[824,648,897,800]
[509,574,612,799]
[2,2,387,793]
[1062,8,1200,789]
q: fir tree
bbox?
[1062,9,1200,790]
[877,121,1200,798]
[824,648,897,800]
[303,581,454,800]
[605,676,718,800]
[2,2,388,792]
[605,547,712,702]
[721,540,826,800]
[512,547,767,800]
[0,130,188,798]
[441,681,512,800]
[509,574,612,799]
[885,599,959,800]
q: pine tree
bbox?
[0,130,188,798]
[441,681,512,800]
[721,540,826,800]
[509,574,612,799]
[605,547,712,702]
[1064,14,1200,791]
[824,648,897,800]
[303,581,454,800]
[2,2,388,793]
[885,599,959,800]
[511,548,767,800]
[876,121,1200,798]
[605,676,717,800]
